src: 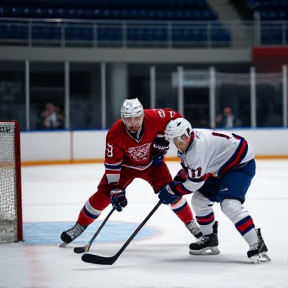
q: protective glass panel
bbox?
[0,61,26,130]
[70,63,102,129]
[215,72,251,128]
[30,62,65,130]
[128,64,178,113]
[256,72,283,127]
[155,66,178,111]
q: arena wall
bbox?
[20,129,288,165]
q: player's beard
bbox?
[123,115,144,133]
[127,124,141,133]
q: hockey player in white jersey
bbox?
[157,118,270,263]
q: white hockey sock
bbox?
[221,199,258,246]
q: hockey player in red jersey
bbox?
[61,98,202,244]
[158,117,271,263]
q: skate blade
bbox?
[250,252,271,263]
[59,242,68,248]
[189,246,220,256]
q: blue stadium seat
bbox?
[97,26,122,42]
[10,7,22,17]
[0,0,220,21]
[0,23,28,40]
[65,25,93,42]
[32,25,61,41]
[121,9,129,19]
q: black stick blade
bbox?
[81,202,162,265]
[74,246,86,254]
[81,253,117,265]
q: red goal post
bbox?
[0,120,23,242]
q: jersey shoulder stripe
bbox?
[218,134,248,176]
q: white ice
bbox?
[1,160,288,288]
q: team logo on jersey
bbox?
[128,143,151,161]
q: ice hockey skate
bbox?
[186,220,203,239]
[189,221,220,255]
[61,222,87,244]
[247,228,271,263]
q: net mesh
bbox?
[0,122,18,243]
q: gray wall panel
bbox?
[0,47,251,63]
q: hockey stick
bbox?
[74,207,116,254]
[81,200,162,265]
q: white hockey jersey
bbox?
[176,129,255,194]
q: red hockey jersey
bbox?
[104,108,181,184]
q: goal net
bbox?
[0,121,23,242]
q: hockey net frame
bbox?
[0,120,23,242]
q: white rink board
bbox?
[21,129,288,163]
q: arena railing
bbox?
[0,18,287,48]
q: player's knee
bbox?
[192,191,208,212]
[220,199,242,219]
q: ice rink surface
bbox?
[1,160,288,288]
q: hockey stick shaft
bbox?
[74,207,116,253]
[81,200,162,265]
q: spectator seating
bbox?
[0,0,233,47]
[249,0,288,21]
[249,0,288,44]
[0,0,217,21]
[229,0,287,45]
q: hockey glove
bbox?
[151,135,169,167]
[110,189,128,212]
[158,183,179,205]
[152,154,164,167]
[152,134,170,156]
[173,168,188,183]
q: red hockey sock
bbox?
[77,208,97,227]
[170,197,193,224]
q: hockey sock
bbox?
[221,199,258,246]
[235,216,258,246]
[170,197,193,224]
[195,212,215,235]
[77,200,102,226]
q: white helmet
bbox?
[165,118,193,141]
[120,98,144,120]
